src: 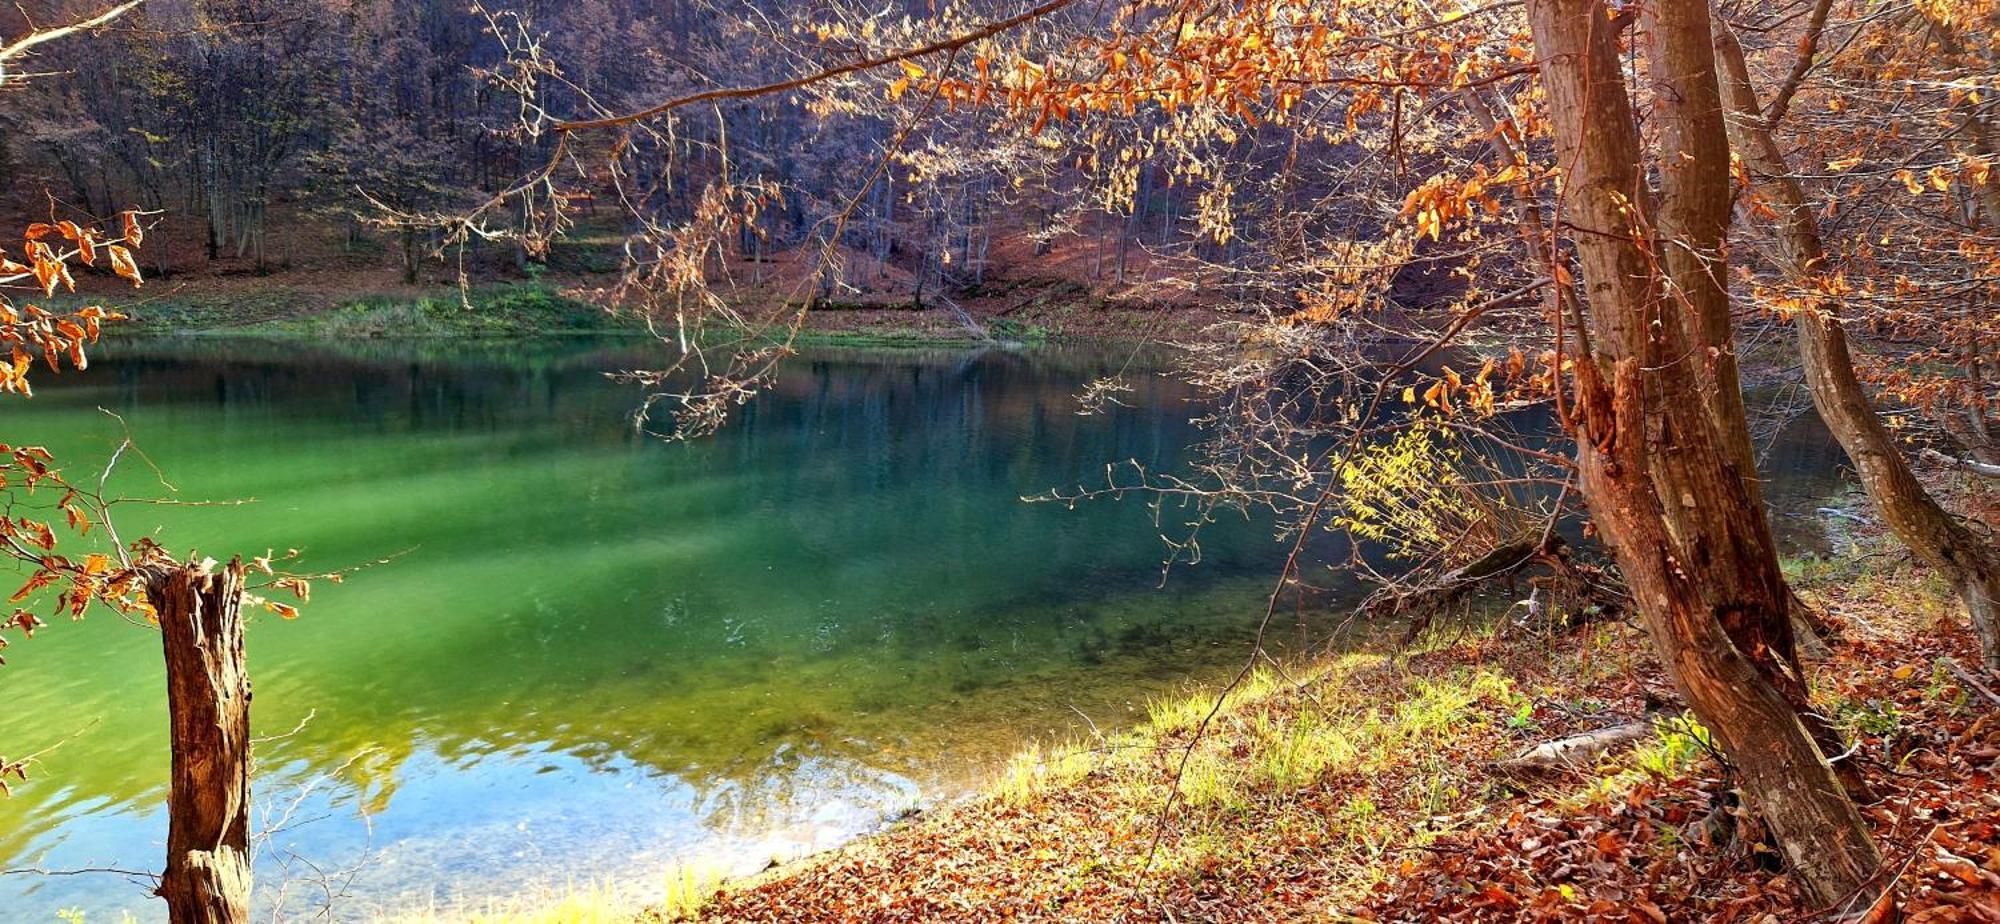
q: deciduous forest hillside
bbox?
[0,1,1996,922]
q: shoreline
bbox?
[74,268,1231,347]
[373,505,2000,923]
[51,283,2000,922]
[666,540,1993,922]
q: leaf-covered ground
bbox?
[664,550,2000,923]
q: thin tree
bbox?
[1713,11,2000,672]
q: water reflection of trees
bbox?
[2,339,1858,904]
[1,340,1273,882]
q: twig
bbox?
[1067,704,1104,742]
[0,865,157,883]
[252,708,317,745]
[1943,657,2000,708]
[0,1,141,70]
[552,0,1085,132]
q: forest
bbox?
[0,0,1996,921]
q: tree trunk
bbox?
[403,228,419,286]
[1525,0,1882,906]
[1641,0,1865,798]
[1714,25,2000,673]
[1640,0,1764,505]
[152,558,252,924]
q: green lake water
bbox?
[0,338,1854,921]
[0,338,1314,920]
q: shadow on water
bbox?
[0,337,1309,919]
[0,337,1857,919]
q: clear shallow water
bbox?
[0,338,1305,920]
[0,338,1854,921]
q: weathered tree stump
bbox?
[150,558,251,924]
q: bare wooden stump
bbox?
[151,558,252,924]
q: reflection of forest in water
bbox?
[0,338,1294,918]
[0,338,1856,919]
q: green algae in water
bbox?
[0,339,1300,920]
[0,339,1859,920]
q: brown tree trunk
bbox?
[402,228,419,286]
[1640,0,1763,505]
[1642,0,1865,796]
[1715,26,2000,673]
[152,558,252,924]
[1525,0,1882,906]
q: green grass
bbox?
[1008,655,1522,851]
[1249,709,1359,791]
[81,283,648,338]
[994,741,1099,807]
[250,286,644,338]
[1098,656,1528,884]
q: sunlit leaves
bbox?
[107,245,141,284]
[119,211,143,249]
[0,212,142,396]
[1399,165,1527,242]
[1329,418,1535,567]
[0,211,169,667]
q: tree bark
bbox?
[1526,0,1882,906]
[1642,1,1866,796]
[1714,26,2000,673]
[152,558,252,924]
[1640,0,1764,506]
[402,228,418,286]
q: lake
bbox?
[0,337,1852,920]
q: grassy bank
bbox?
[64,259,1204,343]
[244,287,645,338]
[77,281,1123,347]
[94,280,1103,348]
[687,552,1994,922]
[398,522,2000,923]
[85,282,652,338]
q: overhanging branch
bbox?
[553,0,1086,133]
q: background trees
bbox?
[0,0,1991,915]
[469,0,1996,911]
[0,1,1089,296]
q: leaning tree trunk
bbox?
[1641,0,1870,798]
[151,558,252,924]
[1714,26,2000,673]
[1525,0,1882,907]
[1639,0,1763,506]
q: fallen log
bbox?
[1359,536,1626,637]
[1496,719,1662,776]
[1923,448,2000,479]
[1360,539,1548,624]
